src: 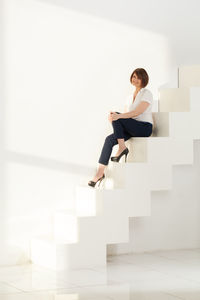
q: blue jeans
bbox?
[98,112,153,165]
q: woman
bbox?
[88,68,153,188]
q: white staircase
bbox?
[30,65,200,270]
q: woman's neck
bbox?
[135,87,142,92]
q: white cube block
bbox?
[54,209,78,243]
[31,235,106,271]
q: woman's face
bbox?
[131,73,142,88]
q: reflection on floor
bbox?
[0,248,200,299]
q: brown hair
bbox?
[130,68,149,88]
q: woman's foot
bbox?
[115,146,127,157]
[90,170,105,183]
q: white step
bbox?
[153,111,200,140]
[178,65,200,88]
[168,112,200,140]
[106,162,172,191]
[148,162,172,191]
[53,209,129,244]
[152,112,169,137]
[53,209,78,243]
[75,186,151,218]
[31,235,106,271]
[124,137,193,165]
[158,87,200,112]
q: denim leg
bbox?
[112,119,125,139]
[98,132,132,165]
[114,117,153,137]
[111,111,126,139]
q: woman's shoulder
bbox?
[143,88,153,95]
[143,88,153,100]
[141,88,153,104]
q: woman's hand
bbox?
[108,112,113,123]
[110,112,120,121]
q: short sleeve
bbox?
[141,90,153,104]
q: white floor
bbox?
[0,249,200,299]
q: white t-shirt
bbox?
[125,88,153,124]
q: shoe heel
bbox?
[118,150,126,163]
[125,149,129,162]
[125,154,127,162]
[98,175,105,188]
[98,178,102,187]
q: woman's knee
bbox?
[105,133,118,146]
[112,118,122,126]
[105,133,114,142]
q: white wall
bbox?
[43,0,200,66]
[2,0,199,264]
[0,0,9,262]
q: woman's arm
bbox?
[119,101,150,119]
[124,104,128,113]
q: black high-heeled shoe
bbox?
[88,173,105,188]
[111,147,129,162]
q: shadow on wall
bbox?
[34,0,200,64]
